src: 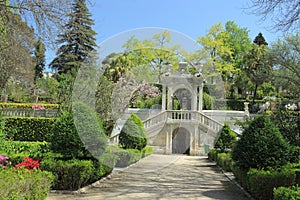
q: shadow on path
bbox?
[46,154,250,200]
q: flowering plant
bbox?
[15,157,40,171]
[0,154,10,169]
[31,104,45,110]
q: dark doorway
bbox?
[172,128,190,154]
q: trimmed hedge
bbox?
[274,186,300,200]
[247,168,296,200]
[3,117,55,142]
[115,148,142,168]
[41,159,94,191]
[0,102,59,109]
[0,168,54,200]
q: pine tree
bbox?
[49,0,97,77]
[253,32,268,46]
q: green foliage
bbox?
[141,146,153,158]
[50,111,87,159]
[214,123,237,152]
[3,117,55,142]
[208,149,218,162]
[247,168,296,200]
[0,103,59,109]
[271,106,300,146]
[112,147,143,168]
[0,168,54,200]
[119,113,148,151]
[0,141,50,158]
[274,186,300,200]
[203,92,213,110]
[49,0,97,75]
[232,115,291,170]
[216,152,234,172]
[72,101,107,160]
[41,159,94,191]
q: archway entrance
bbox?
[172,127,190,154]
[173,88,192,110]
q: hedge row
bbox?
[274,186,300,200]
[0,102,59,109]
[0,168,54,200]
[3,117,55,142]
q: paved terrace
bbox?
[46,154,251,200]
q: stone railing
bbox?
[1,108,60,118]
[143,110,224,133]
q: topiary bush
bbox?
[214,123,237,153]
[119,113,147,151]
[50,111,88,159]
[72,101,107,160]
[232,115,291,170]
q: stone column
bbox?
[192,86,198,110]
[165,126,172,154]
[198,84,203,112]
[162,85,166,111]
[190,125,200,156]
[167,87,173,110]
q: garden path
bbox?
[46,154,250,200]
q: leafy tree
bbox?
[33,38,46,83]
[232,115,291,170]
[123,30,180,83]
[215,123,237,152]
[119,113,148,151]
[35,76,59,103]
[247,0,300,31]
[198,21,252,98]
[49,0,97,76]
[0,11,35,98]
[243,33,272,106]
[269,32,300,96]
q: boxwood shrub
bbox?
[273,186,300,200]
[119,113,147,151]
[0,168,54,200]
[3,117,55,142]
[41,159,94,191]
[247,168,296,200]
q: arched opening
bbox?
[173,88,192,110]
[172,127,190,154]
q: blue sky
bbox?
[46,0,284,69]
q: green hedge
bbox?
[0,102,59,109]
[247,168,296,200]
[109,147,142,168]
[41,159,94,191]
[3,117,55,142]
[0,168,54,200]
[216,152,233,172]
[274,186,300,200]
[119,113,148,151]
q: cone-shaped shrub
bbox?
[232,115,290,170]
[119,113,147,151]
[214,123,237,153]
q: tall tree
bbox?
[247,0,300,31]
[0,0,73,45]
[269,32,300,96]
[49,0,97,77]
[0,11,35,97]
[243,33,272,106]
[33,38,46,83]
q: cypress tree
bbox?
[50,0,97,77]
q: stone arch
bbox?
[173,88,192,110]
[172,127,190,154]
